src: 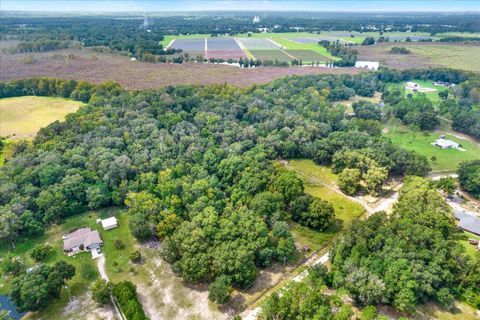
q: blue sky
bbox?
[2,0,479,12]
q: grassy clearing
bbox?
[414,301,480,320]
[285,160,366,251]
[458,232,480,258]
[407,44,480,73]
[0,139,16,166]
[384,126,480,172]
[0,96,84,139]
[388,79,449,104]
[334,94,381,113]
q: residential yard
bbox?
[384,126,480,172]
[0,96,84,139]
[334,92,382,113]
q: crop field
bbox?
[170,38,205,51]
[0,49,360,89]
[286,50,329,62]
[207,37,240,50]
[238,37,280,50]
[384,126,480,172]
[205,49,246,60]
[0,96,84,139]
[249,49,292,62]
[356,42,480,72]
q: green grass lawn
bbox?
[0,96,84,139]
[459,232,480,258]
[0,139,16,166]
[387,79,449,105]
[288,159,338,184]
[384,126,480,172]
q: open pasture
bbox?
[384,126,480,172]
[287,50,329,61]
[0,96,84,139]
[356,42,480,72]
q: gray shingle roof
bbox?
[63,228,102,250]
[454,209,480,235]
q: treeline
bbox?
[112,281,148,320]
[380,68,480,139]
[2,258,76,312]
[330,177,480,312]
[0,68,475,305]
[319,40,358,67]
[0,78,123,102]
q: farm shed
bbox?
[431,138,460,149]
[99,216,118,230]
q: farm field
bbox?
[249,49,292,62]
[0,96,84,139]
[356,42,480,72]
[0,48,359,89]
[384,126,480,172]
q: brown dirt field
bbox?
[356,42,480,71]
[0,49,360,89]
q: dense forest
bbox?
[260,177,480,318]
[0,67,479,313]
[1,13,480,58]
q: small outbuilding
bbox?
[98,217,118,230]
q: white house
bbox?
[98,217,118,230]
[431,138,460,149]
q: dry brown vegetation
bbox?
[0,48,360,89]
[356,42,480,72]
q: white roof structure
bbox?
[432,138,460,149]
[101,217,118,230]
[355,61,379,70]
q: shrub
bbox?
[129,250,142,263]
[30,244,52,261]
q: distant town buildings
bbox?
[253,16,260,23]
